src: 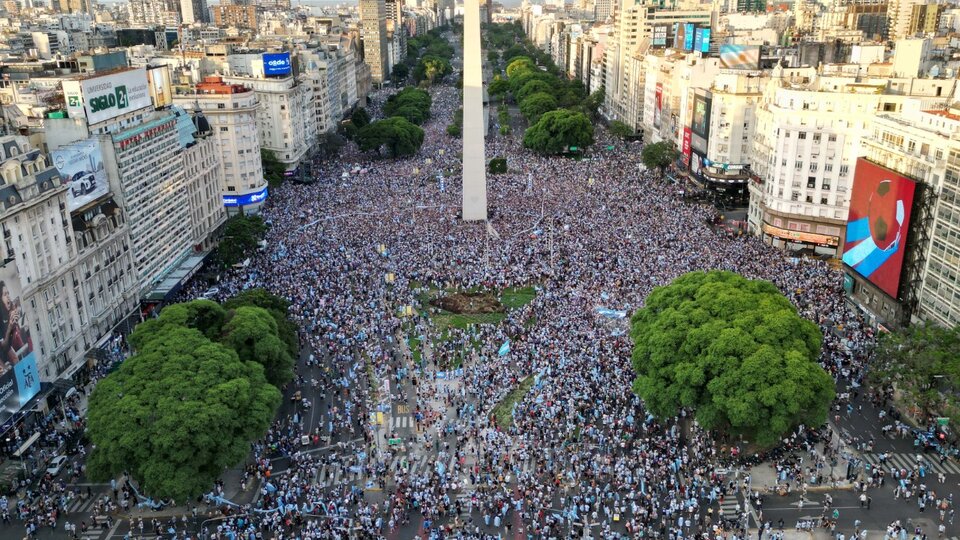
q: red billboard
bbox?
[842,158,916,298]
[654,84,663,129]
[682,127,692,167]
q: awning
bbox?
[12,432,39,458]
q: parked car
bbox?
[46,455,68,477]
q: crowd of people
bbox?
[8,31,935,540]
[174,51,895,538]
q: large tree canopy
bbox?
[86,325,280,502]
[522,109,594,154]
[869,323,960,424]
[519,92,558,123]
[383,87,432,121]
[630,270,834,447]
[355,117,425,157]
[221,306,295,388]
[130,299,226,348]
[224,288,299,360]
[641,141,681,175]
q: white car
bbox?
[46,455,68,476]
[199,287,220,300]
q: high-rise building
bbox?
[887,0,923,39]
[222,72,319,170]
[179,0,208,23]
[360,0,389,84]
[128,0,181,25]
[212,4,258,29]
[54,0,92,15]
[174,76,268,215]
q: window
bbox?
[821,197,828,205]
[798,132,807,140]
[813,133,821,142]
[220,127,228,132]
[809,163,818,172]
[791,192,799,201]
[824,163,833,172]
[795,161,803,170]
[807,177,816,188]
[839,165,849,176]
[828,134,837,142]
[806,195,813,203]
[217,103,226,109]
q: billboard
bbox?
[52,138,110,212]
[0,261,41,424]
[62,80,84,120]
[652,24,669,47]
[223,186,268,207]
[842,158,917,298]
[263,52,292,77]
[720,44,761,70]
[78,69,151,125]
[694,27,711,53]
[691,93,711,140]
[683,23,695,51]
[147,65,173,108]
[654,84,663,129]
[682,127,692,167]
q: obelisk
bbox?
[462,0,488,221]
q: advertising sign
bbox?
[222,186,268,207]
[62,80,84,120]
[762,223,839,247]
[691,93,711,140]
[147,65,173,108]
[52,138,110,212]
[79,69,151,125]
[720,44,761,70]
[694,28,711,53]
[0,261,41,425]
[654,84,663,129]
[683,23,695,51]
[842,158,917,298]
[652,24,669,47]
[672,23,682,49]
[263,52,292,77]
[682,127,692,167]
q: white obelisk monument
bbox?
[462,0,488,221]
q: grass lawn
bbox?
[492,376,534,428]
[500,286,537,309]
[407,334,423,365]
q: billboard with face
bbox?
[654,84,663,129]
[842,158,917,298]
[691,93,711,140]
[52,138,110,212]
[0,261,40,423]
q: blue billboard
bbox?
[683,23,695,51]
[694,28,711,53]
[263,53,292,77]
[223,186,268,207]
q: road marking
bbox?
[861,452,960,475]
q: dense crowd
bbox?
[11,33,930,540]
[173,56,894,539]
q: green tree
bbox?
[86,326,280,502]
[609,120,633,138]
[641,141,681,176]
[391,62,410,83]
[384,87,432,120]
[630,271,834,447]
[390,105,428,125]
[518,92,558,123]
[224,288,299,360]
[869,323,960,423]
[260,149,285,187]
[502,47,529,66]
[487,50,500,64]
[355,117,425,157]
[580,86,605,120]
[130,299,226,349]
[413,55,452,84]
[351,107,370,128]
[217,214,267,267]
[515,80,554,103]
[488,157,507,174]
[488,77,511,98]
[522,109,594,154]
[506,56,536,78]
[221,306,295,388]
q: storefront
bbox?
[761,222,840,257]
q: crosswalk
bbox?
[64,496,98,514]
[311,451,532,489]
[388,415,414,429]
[717,496,742,520]
[861,452,960,475]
